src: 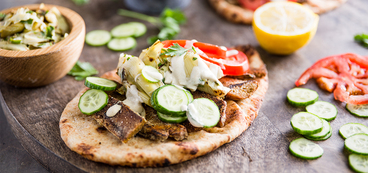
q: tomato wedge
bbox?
[295,53,368,104]
[162,40,249,76]
[238,0,298,11]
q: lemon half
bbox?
[253,2,319,55]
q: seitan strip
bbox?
[93,96,146,143]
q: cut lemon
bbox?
[253,2,319,55]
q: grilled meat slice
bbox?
[139,106,188,141]
[219,77,258,100]
[93,96,146,143]
[192,91,227,127]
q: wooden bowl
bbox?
[0,4,85,87]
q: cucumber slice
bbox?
[86,30,111,46]
[187,98,220,128]
[151,85,189,116]
[349,154,368,173]
[157,112,187,123]
[340,123,368,139]
[290,112,323,135]
[287,88,319,107]
[345,133,368,155]
[107,37,136,51]
[78,89,108,115]
[305,126,332,141]
[185,89,193,103]
[346,103,368,118]
[84,77,117,91]
[141,66,163,83]
[289,138,324,159]
[306,101,337,121]
[111,22,147,38]
[304,119,331,138]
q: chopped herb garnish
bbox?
[68,61,99,81]
[192,46,197,53]
[10,38,21,44]
[354,34,368,48]
[21,19,33,24]
[161,43,190,56]
[26,10,35,14]
[118,8,186,45]
[0,13,5,20]
[193,57,197,61]
[46,25,55,38]
[127,57,131,60]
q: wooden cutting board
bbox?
[1,0,367,172]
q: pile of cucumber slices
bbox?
[287,88,335,160]
[150,85,220,127]
[287,88,336,142]
[85,22,146,51]
[340,123,368,173]
[287,87,368,172]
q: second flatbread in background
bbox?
[208,0,347,24]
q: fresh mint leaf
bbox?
[161,43,189,56]
[68,61,98,80]
[354,34,368,48]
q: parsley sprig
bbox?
[68,61,98,81]
[161,43,192,56]
[118,8,186,44]
[354,34,368,48]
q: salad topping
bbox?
[0,4,69,51]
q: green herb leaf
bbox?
[147,36,159,45]
[68,61,98,80]
[161,43,189,56]
[46,25,55,38]
[0,13,5,20]
[354,34,368,48]
[117,8,186,45]
[10,38,21,44]
[161,8,186,25]
[21,19,33,24]
[72,0,90,5]
[26,10,35,14]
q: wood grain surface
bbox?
[1,0,368,172]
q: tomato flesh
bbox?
[162,40,249,76]
[295,53,368,104]
[238,0,299,11]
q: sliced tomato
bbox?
[295,53,368,104]
[238,0,299,11]
[162,40,249,76]
[238,0,269,11]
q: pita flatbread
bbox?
[208,0,347,24]
[59,45,268,167]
